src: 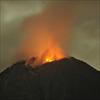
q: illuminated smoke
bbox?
[17,1,74,64]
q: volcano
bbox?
[0,57,100,100]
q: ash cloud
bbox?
[0,0,100,71]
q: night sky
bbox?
[0,0,100,71]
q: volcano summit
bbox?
[0,57,100,100]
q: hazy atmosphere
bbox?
[0,0,100,71]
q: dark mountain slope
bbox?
[0,57,100,100]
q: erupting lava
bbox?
[40,46,65,64]
[26,39,66,67]
[18,33,68,67]
[35,38,67,66]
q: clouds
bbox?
[0,0,100,71]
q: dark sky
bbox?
[0,0,100,71]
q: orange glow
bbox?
[17,32,68,66]
[24,37,67,67]
[38,39,66,64]
[45,58,55,63]
[41,49,57,63]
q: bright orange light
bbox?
[21,35,67,67]
[44,51,57,63]
[39,39,66,64]
[41,48,64,64]
[45,58,54,62]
